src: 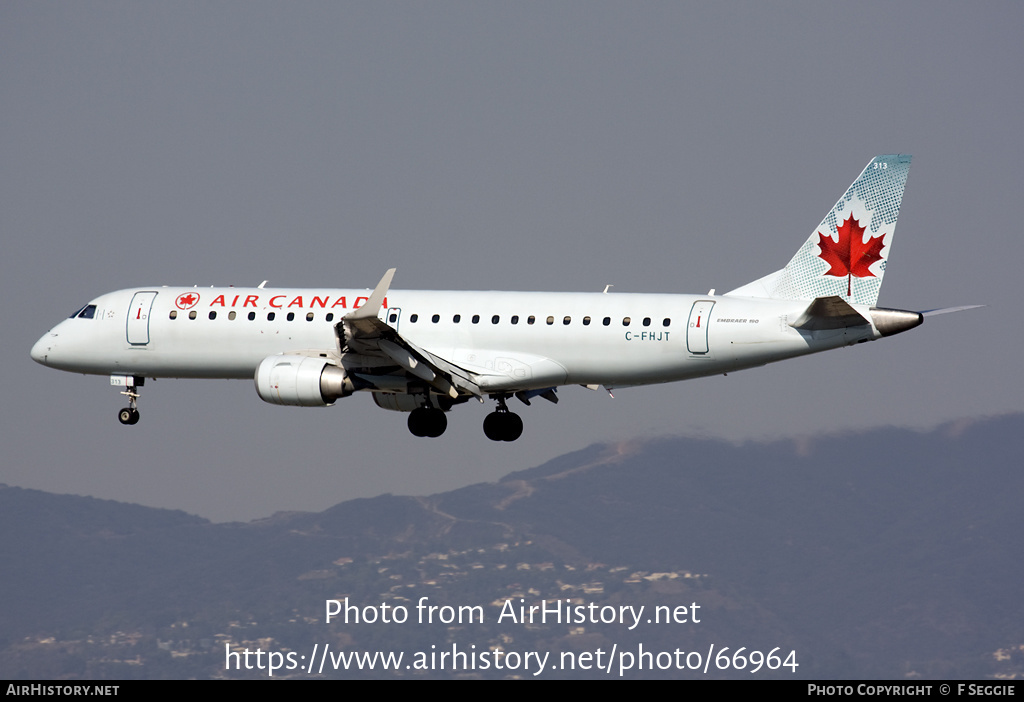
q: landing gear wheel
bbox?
[408,407,447,438]
[483,412,503,441]
[483,410,523,442]
[118,408,140,425]
[503,412,523,441]
[115,376,142,426]
[408,409,426,437]
[427,409,448,437]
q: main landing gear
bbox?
[404,395,525,441]
[408,406,447,438]
[483,396,523,442]
[114,375,143,426]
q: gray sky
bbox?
[3,2,1021,522]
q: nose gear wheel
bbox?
[117,378,142,426]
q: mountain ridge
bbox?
[2,413,1021,678]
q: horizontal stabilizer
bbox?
[921,305,984,317]
[790,296,870,331]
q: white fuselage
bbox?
[29,156,927,438]
[31,285,879,392]
[29,156,928,438]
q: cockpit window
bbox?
[69,304,97,319]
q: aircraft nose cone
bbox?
[31,334,54,366]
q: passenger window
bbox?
[410,314,418,323]
[189,311,197,320]
[643,317,651,327]
[267,312,275,321]
[248,311,256,321]
[229,311,237,320]
[286,312,295,321]
[528,316,536,325]
[492,315,500,324]
[432,314,440,323]
[511,315,519,325]
[563,316,571,325]
[663,318,671,327]
[169,310,177,320]
[326,313,334,322]
[603,317,611,326]
[622,317,631,326]
[209,311,217,320]
[472,315,480,324]
[546,316,554,325]
[453,314,461,323]
[583,316,591,326]
[306,312,314,321]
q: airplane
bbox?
[30,154,970,441]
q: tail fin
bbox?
[726,154,911,306]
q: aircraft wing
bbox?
[338,269,483,398]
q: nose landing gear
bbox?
[113,375,143,426]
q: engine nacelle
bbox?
[372,392,452,412]
[255,356,355,407]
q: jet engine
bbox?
[255,356,355,407]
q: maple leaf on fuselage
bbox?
[816,213,885,297]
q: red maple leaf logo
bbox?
[817,214,885,297]
[175,293,200,310]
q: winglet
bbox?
[347,268,396,320]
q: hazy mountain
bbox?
[2,414,1022,679]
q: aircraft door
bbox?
[686,300,715,355]
[386,307,401,332]
[126,291,158,346]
